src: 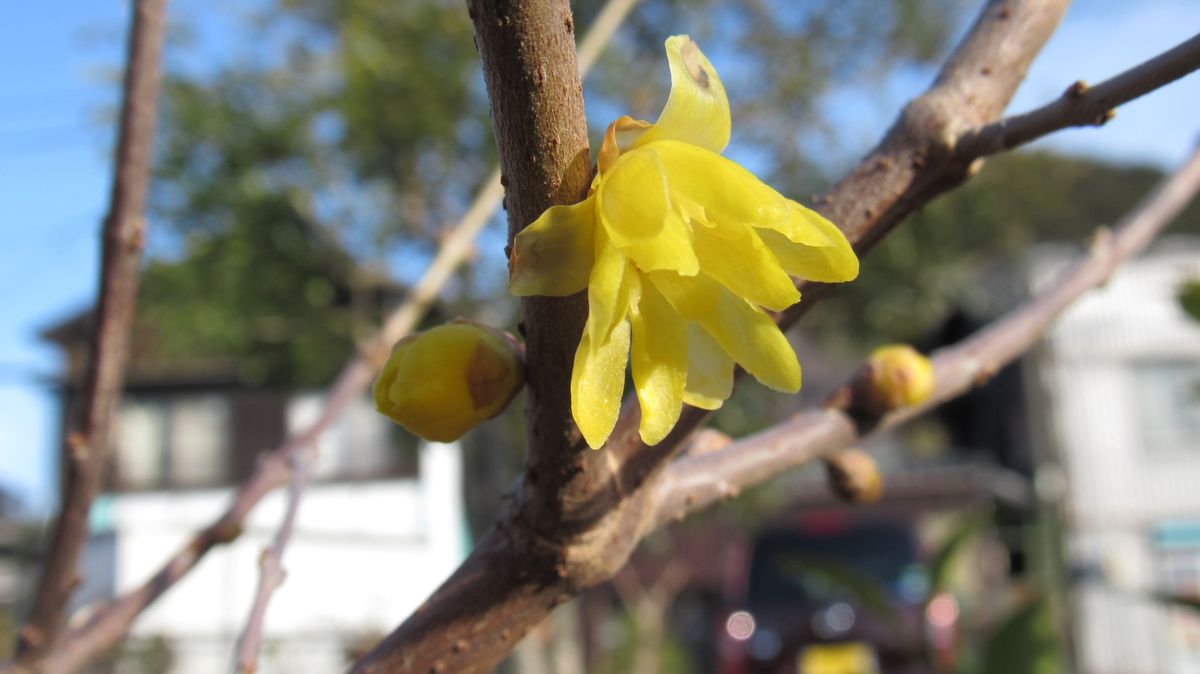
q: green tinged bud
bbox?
[866,344,935,411]
[373,320,525,442]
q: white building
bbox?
[73,392,468,673]
[1027,238,1200,674]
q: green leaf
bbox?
[1178,279,1200,323]
[980,597,1062,674]
[928,514,988,596]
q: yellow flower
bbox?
[509,35,859,449]
[374,320,525,442]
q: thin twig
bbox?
[233,451,309,674]
[31,2,636,672]
[653,140,1200,528]
[15,0,168,665]
[958,32,1200,158]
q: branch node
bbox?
[210,520,244,546]
[1065,79,1089,99]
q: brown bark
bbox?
[464,0,611,540]
[16,0,168,665]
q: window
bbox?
[1133,360,1200,452]
[288,393,403,481]
[112,394,231,489]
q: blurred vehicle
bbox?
[717,513,956,674]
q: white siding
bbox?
[1030,240,1200,674]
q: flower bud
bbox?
[823,448,883,504]
[373,320,525,442]
[865,344,935,411]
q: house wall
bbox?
[84,441,466,674]
[1029,241,1200,674]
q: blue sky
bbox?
[1,1,1198,515]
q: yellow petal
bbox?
[649,271,801,393]
[598,147,699,275]
[632,35,730,154]
[587,235,641,345]
[682,323,733,410]
[509,197,597,296]
[756,202,859,282]
[629,279,687,445]
[692,222,799,312]
[571,317,631,449]
[652,140,793,230]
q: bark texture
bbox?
[17,0,167,665]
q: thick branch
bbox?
[466,0,607,542]
[957,32,1200,158]
[16,0,167,664]
[654,140,1200,527]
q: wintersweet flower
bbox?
[509,35,859,449]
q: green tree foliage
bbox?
[143,0,494,386]
[1179,278,1200,322]
[979,597,1063,674]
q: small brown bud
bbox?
[824,448,883,504]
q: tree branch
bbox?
[653,139,1200,528]
[957,31,1200,159]
[232,450,310,674]
[16,0,167,665]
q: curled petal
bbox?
[649,271,801,393]
[598,148,699,276]
[632,35,730,154]
[630,279,687,445]
[509,197,596,296]
[757,203,859,282]
[682,323,733,410]
[572,317,631,450]
[599,116,652,175]
[693,222,799,312]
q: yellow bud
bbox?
[373,320,525,442]
[866,344,935,411]
[823,448,883,504]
